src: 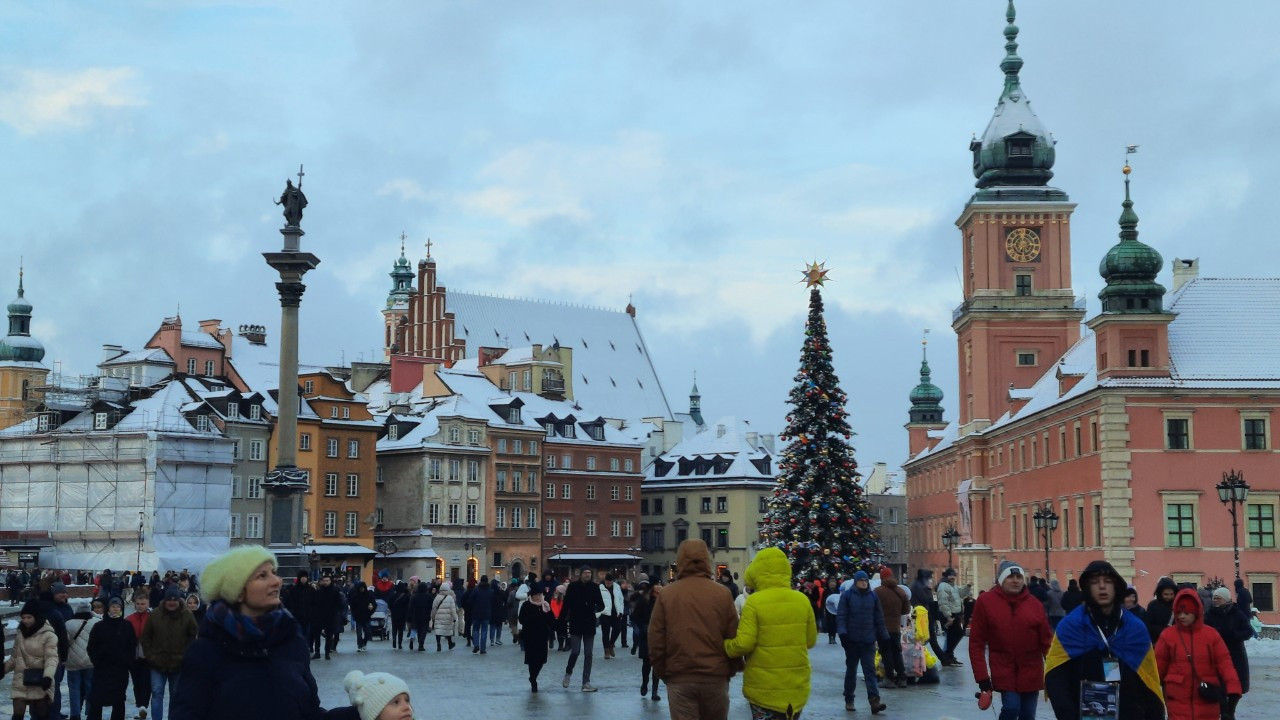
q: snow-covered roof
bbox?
[446,292,672,422]
[908,277,1280,462]
[646,416,774,485]
[101,348,174,367]
[180,332,224,350]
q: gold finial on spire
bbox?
[1124,144,1138,175]
[800,261,830,288]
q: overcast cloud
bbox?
[2,2,1278,473]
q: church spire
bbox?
[908,333,944,424]
[1000,0,1023,93]
[1,265,45,363]
[969,0,1062,196]
[1099,161,1166,313]
[689,372,704,427]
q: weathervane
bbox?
[800,261,831,288]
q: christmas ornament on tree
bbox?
[760,262,883,581]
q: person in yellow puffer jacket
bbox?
[724,548,818,718]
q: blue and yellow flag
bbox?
[1045,606,1163,703]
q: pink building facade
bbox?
[905,7,1280,620]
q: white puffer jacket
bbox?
[65,615,100,671]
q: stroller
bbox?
[369,598,391,641]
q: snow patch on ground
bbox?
[1245,636,1280,658]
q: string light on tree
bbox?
[761,262,883,581]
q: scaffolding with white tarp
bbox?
[0,387,234,572]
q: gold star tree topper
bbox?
[801,261,831,288]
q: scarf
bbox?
[207,600,292,646]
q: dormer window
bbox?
[448,426,461,444]
[196,415,210,432]
[388,424,399,441]
[508,407,521,424]
[562,423,575,439]
[227,403,240,419]
[249,404,261,420]
[1008,138,1033,157]
[94,412,109,431]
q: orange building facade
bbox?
[905,7,1280,619]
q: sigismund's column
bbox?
[263,167,319,567]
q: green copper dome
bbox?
[0,272,45,364]
[386,247,415,308]
[1099,169,1166,313]
[908,346,945,424]
[969,1,1064,199]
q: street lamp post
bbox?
[1216,469,1251,580]
[1032,506,1060,580]
[941,525,960,572]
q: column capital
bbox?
[276,281,307,307]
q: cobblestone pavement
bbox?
[3,625,1276,719]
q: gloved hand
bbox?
[40,676,52,691]
[978,678,993,693]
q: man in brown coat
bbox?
[874,567,912,688]
[649,539,739,720]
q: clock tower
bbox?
[953,1,1085,432]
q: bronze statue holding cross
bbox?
[274,165,308,228]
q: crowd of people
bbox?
[0,548,1265,720]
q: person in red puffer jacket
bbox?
[968,562,1052,720]
[1156,588,1241,720]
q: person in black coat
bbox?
[347,583,376,652]
[561,567,605,689]
[1206,586,1252,719]
[172,546,328,720]
[409,583,435,652]
[310,575,343,659]
[518,586,553,692]
[1060,578,1083,614]
[283,573,315,642]
[1234,578,1254,616]
[388,582,410,649]
[1144,576,1177,644]
[87,597,136,720]
[489,581,508,646]
[468,576,494,653]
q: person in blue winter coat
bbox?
[468,576,494,654]
[836,570,889,714]
[171,546,335,720]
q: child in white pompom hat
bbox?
[342,671,412,720]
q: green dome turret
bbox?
[1099,165,1166,313]
[969,1,1066,200]
[908,340,945,424]
[0,268,45,364]
[386,237,415,308]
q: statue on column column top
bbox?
[274,166,308,228]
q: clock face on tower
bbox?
[1005,227,1041,262]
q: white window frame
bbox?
[467,460,480,483]
[346,474,359,497]
[562,519,571,536]
[513,439,523,454]
[448,426,461,444]
[428,458,442,480]
[586,456,597,470]
[448,504,460,524]
[496,470,507,492]
[513,470,523,492]
[546,482,556,499]
[330,406,339,419]
[610,457,620,471]
[428,503,440,524]
[387,425,398,440]
[448,459,460,481]
[187,358,197,374]
[345,511,358,537]
[299,433,311,450]
[546,518,556,536]
[231,475,243,498]
[562,454,571,469]
[303,380,314,394]
[93,412,109,430]
[611,520,620,538]
[546,454,556,469]
[196,415,210,432]
[610,485,620,501]
[468,428,481,446]
[326,438,339,457]
[231,439,241,459]
[625,520,633,537]
[467,504,478,525]
[529,440,538,455]
[625,485,633,501]
[250,404,261,420]
[586,519,597,537]
[586,485,596,500]
[528,507,538,529]
[497,438,508,453]
[323,511,337,536]
[226,403,240,419]
[512,506,522,528]
[347,439,359,458]
[246,513,263,539]
[247,476,263,500]
[325,473,339,497]
[497,507,508,528]
[562,483,571,499]
[249,439,264,461]
[624,458,634,472]
[229,513,241,538]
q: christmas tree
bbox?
[761,262,882,581]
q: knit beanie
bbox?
[164,584,185,602]
[880,567,894,581]
[345,671,409,720]
[1213,587,1232,603]
[853,570,869,582]
[997,561,1023,586]
[51,582,68,595]
[108,596,124,610]
[201,545,277,605]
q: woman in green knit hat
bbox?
[171,546,326,720]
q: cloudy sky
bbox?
[3,2,1277,472]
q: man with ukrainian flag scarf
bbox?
[1045,560,1166,720]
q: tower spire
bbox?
[1000,0,1023,93]
[1099,157,1166,313]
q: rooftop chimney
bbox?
[101,344,124,364]
[238,324,268,345]
[1172,258,1199,293]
